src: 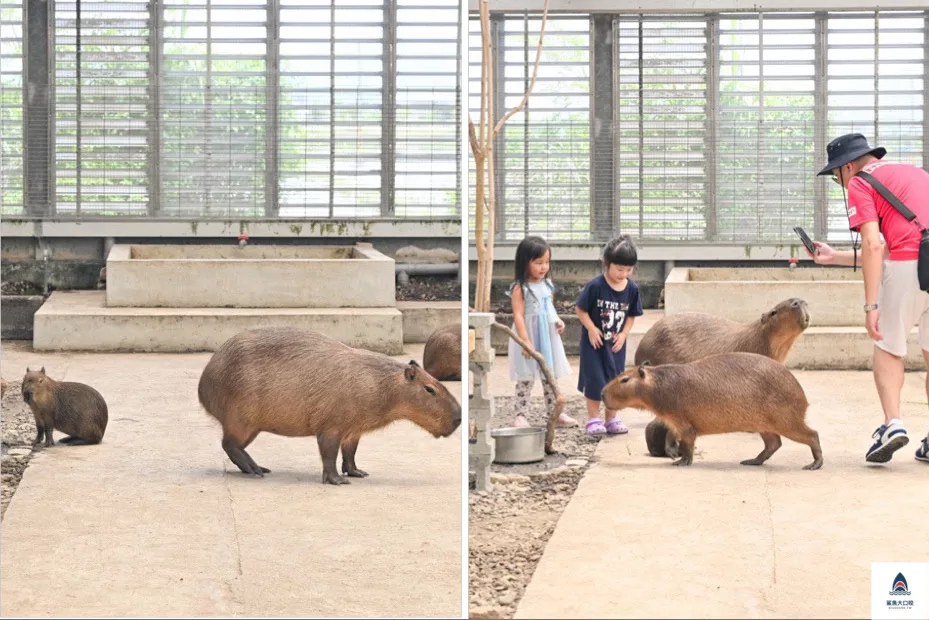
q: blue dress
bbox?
[508,280,572,382]
[576,275,644,400]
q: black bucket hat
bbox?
[816,133,887,176]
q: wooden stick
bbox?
[490,321,565,455]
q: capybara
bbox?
[601,352,823,470]
[635,298,810,458]
[197,326,462,486]
[645,417,677,458]
[21,367,108,448]
[423,323,462,381]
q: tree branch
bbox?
[492,0,550,137]
[490,321,565,455]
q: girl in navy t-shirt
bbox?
[575,235,644,436]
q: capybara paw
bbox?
[344,467,369,478]
[740,458,765,466]
[802,460,823,471]
[671,457,692,466]
[323,472,350,485]
[259,466,271,474]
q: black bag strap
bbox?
[855,170,923,228]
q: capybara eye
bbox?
[425,385,436,395]
[620,377,630,383]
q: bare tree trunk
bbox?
[490,321,565,455]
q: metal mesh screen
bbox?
[0,0,23,216]
[468,14,591,242]
[1,0,461,220]
[469,8,929,245]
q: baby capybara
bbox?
[21,367,108,447]
[635,298,810,458]
[601,352,823,470]
[423,323,462,381]
[197,326,462,486]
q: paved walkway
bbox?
[485,356,929,619]
[0,342,462,618]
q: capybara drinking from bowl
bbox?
[197,326,462,485]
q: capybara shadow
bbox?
[422,323,462,381]
[601,352,823,470]
[635,298,810,458]
[21,367,108,448]
[197,326,462,486]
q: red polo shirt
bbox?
[847,160,929,261]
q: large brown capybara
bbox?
[197,326,462,486]
[601,352,823,470]
[21,367,108,448]
[423,323,461,381]
[634,297,810,458]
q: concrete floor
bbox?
[0,341,463,618]
[484,355,929,619]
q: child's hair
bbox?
[513,235,552,292]
[602,234,637,267]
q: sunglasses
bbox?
[831,172,842,185]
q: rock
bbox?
[395,245,459,265]
[7,448,31,457]
[498,591,517,606]
[470,606,507,619]
[565,457,588,468]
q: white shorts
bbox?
[877,259,929,356]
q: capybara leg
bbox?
[58,436,79,444]
[340,438,369,478]
[221,435,268,477]
[782,425,824,471]
[741,433,783,466]
[664,430,680,459]
[317,432,349,485]
[672,426,696,466]
[43,422,55,448]
[32,421,45,448]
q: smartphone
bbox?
[793,226,816,255]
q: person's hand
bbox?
[587,327,604,350]
[521,345,534,359]
[809,241,835,265]
[555,319,565,334]
[611,332,627,353]
[866,309,883,342]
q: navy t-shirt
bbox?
[575,275,644,400]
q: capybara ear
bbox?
[40,366,45,374]
[641,360,650,367]
[638,365,646,378]
[404,362,418,381]
[408,359,420,368]
[760,312,767,324]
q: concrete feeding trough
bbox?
[664,267,864,326]
[105,244,395,308]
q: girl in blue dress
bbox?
[507,235,579,429]
[576,235,644,436]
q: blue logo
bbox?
[890,572,911,596]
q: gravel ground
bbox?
[469,395,603,619]
[1,379,37,520]
[396,274,460,302]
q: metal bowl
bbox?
[491,426,546,464]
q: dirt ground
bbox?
[396,274,460,302]
[469,395,606,620]
[0,379,37,519]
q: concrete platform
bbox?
[491,310,929,370]
[0,341,462,618]
[509,367,929,619]
[33,291,404,355]
[397,301,462,343]
[106,243,395,308]
[665,267,864,326]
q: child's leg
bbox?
[513,379,534,427]
[541,377,577,427]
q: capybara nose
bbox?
[22,390,32,403]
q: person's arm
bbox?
[575,283,603,349]
[510,284,533,347]
[859,221,884,308]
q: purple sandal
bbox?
[605,418,629,435]
[586,417,607,436]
